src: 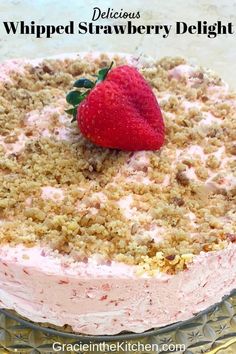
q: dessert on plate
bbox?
[0,53,235,335]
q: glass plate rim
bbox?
[0,289,235,342]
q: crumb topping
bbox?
[0,54,235,275]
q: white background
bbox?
[0,0,236,88]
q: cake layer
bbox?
[0,53,235,334]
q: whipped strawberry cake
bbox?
[0,53,235,335]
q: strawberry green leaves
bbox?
[64,107,77,122]
[65,90,90,122]
[66,91,82,105]
[73,78,95,89]
[96,62,114,83]
[66,91,89,106]
[65,62,114,122]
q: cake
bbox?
[0,53,235,335]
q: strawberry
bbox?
[66,62,164,151]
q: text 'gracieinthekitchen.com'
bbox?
[52,341,186,352]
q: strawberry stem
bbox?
[96,61,114,83]
[65,62,114,122]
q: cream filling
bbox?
[0,60,27,82]
[0,243,235,335]
[41,187,65,202]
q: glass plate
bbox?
[0,290,236,353]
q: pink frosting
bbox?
[0,60,26,82]
[0,243,235,335]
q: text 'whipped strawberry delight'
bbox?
[0,53,235,335]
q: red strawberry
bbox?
[66,63,164,151]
